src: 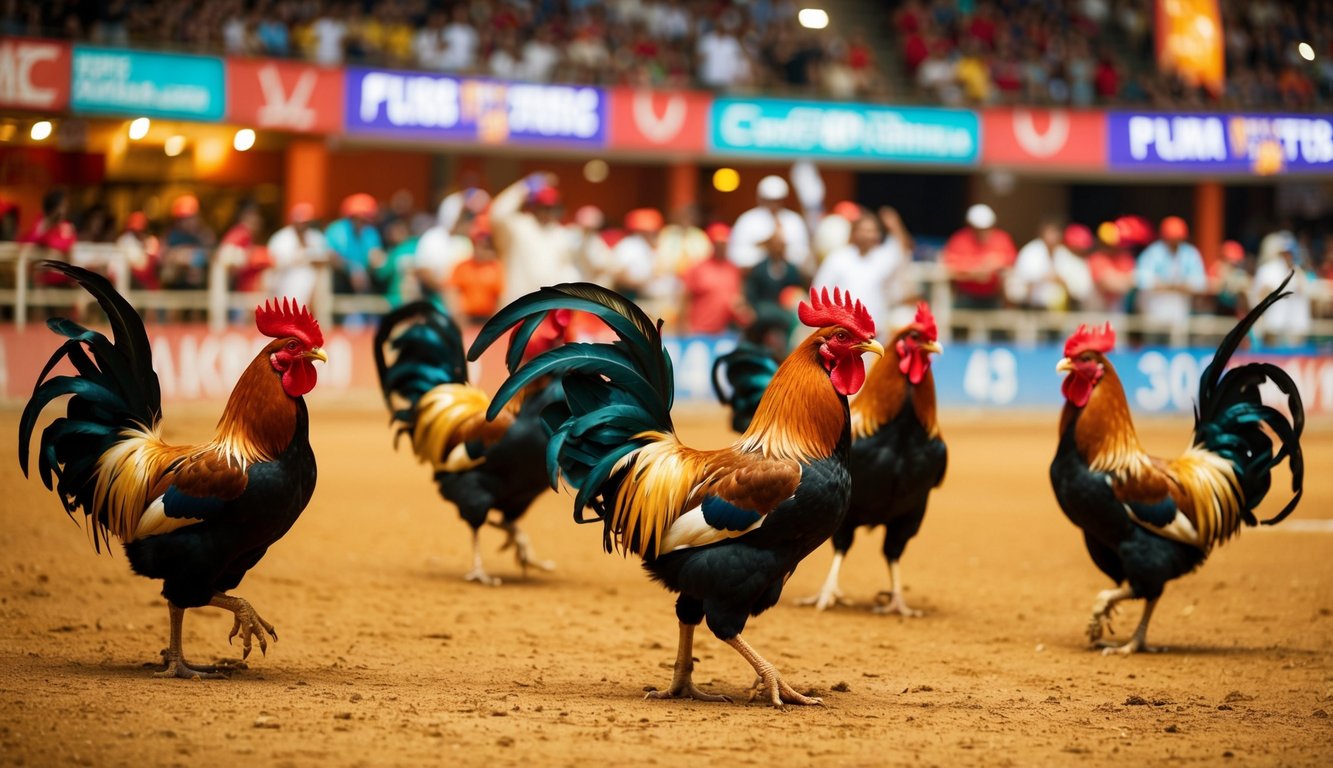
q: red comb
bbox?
[255,298,324,348]
[798,287,876,339]
[1064,323,1115,358]
[910,302,937,341]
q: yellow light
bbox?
[233,128,256,151]
[164,135,187,157]
[128,117,150,140]
[1298,42,1316,62]
[798,8,829,29]
[583,159,609,183]
[30,120,53,141]
[712,167,740,193]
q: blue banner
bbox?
[70,46,225,120]
[345,67,606,147]
[709,98,978,164]
[1108,111,1333,174]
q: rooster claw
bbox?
[464,567,502,586]
[225,601,276,660]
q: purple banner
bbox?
[1108,111,1333,174]
[345,67,606,147]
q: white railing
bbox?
[3,242,1331,346]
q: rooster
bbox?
[469,284,883,706]
[715,304,946,616]
[373,301,569,584]
[1051,276,1303,654]
[18,262,326,678]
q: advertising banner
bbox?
[710,97,979,164]
[1155,0,1224,96]
[70,46,225,121]
[980,108,1106,169]
[345,67,606,147]
[1108,111,1333,174]
[226,58,343,134]
[607,87,710,153]
[0,38,70,111]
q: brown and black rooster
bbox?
[19,263,326,678]
[1051,276,1303,653]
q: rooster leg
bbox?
[1100,599,1165,655]
[725,635,822,708]
[463,529,501,586]
[1087,585,1134,643]
[795,552,849,610]
[645,622,732,703]
[495,521,556,575]
[210,594,277,660]
[154,603,227,679]
[873,560,923,617]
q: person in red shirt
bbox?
[941,204,1017,310]
[447,214,505,323]
[1085,221,1138,313]
[681,223,748,335]
[219,203,269,293]
[23,189,78,286]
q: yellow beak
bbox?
[1056,357,1073,374]
[920,340,943,356]
[305,348,329,363]
[855,339,886,357]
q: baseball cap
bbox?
[757,175,789,201]
[965,204,996,229]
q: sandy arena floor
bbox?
[1,399,1330,767]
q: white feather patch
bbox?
[132,495,204,540]
[1124,504,1202,548]
[441,442,485,472]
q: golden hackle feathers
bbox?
[610,434,712,558]
[92,425,188,543]
[406,383,509,471]
[737,335,847,462]
[851,329,939,441]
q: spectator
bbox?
[1211,239,1251,318]
[161,194,214,290]
[569,205,616,287]
[941,204,1016,310]
[743,228,807,340]
[681,223,747,335]
[310,6,347,66]
[257,10,290,57]
[813,207,916,333]
[324,193,386,295]
[1136,216,1207,331]
[117,211,161,290]
[656,204,711,281]
[415,10,447,70]
[1086,220,1138,314]
[698,13,748,88]
[812,200,865,265]
[521,26,560,82]
[441,4,480,72]
[21,190,78,280]
[1252,231,1312,346]
[218,203,269,293]
[416,188,488,304]
[1006,219,1093,311]
[490,173,578,303]
[447,215,505,322]
[266,202,328,305]
[729,175,812,272]
[0,198,20,241]
[612,207,677,322]
[376,216,421,307]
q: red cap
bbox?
[1221,240,1245,263]
[470,212,491,240]
[1115,215,1154,247]
[1063,223,1094,252]
[171,194,199,218]
[1160,216,1188,241]
[531,187,561,207]
[624,207,663,233]
[341,193,378,218]
[832,201,862,220]
[705,222,731,243]
[289,202,315,224]
[574,205,603,229]
[126,211,148,232]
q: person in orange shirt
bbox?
[941,204,1016,309]
[446,215,505,323]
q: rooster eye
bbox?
[286,340,300,351]
[834,331,848,342]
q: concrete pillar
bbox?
[667,162,698,213]
[1194,180,1224,268]
[284,139,331,220]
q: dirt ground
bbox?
[1,398,1330,767]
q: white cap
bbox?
[966,204,996,229]
[757,175,789,201]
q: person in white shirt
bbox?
[728,175,812,272]
[414,11,447,70]
[266,203,328,305]
[697,16,748,88]
[521,27,560,82]
[569,205,616,286]
[813,206,916,334]
[311,11,347,66]
[612,207,682,325]
[1252,231,1312,347]
[812,200,864,265]
[490,173,579,303]
[1007,219,1094,311]
[440,5,480,71]
[416,188,489,302]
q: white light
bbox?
[128,117,150,140]
[798,8,829,29]
[30,120,53,141]
[164,135,187,157]
[1298,42,1316,61]
[233,128,256,152]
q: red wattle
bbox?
[831,356,866,396]
[283,360,318,397]
[896,341,930,385]
[1062,373,1093,408]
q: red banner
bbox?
[225,58,344,134]
[607,87,710,153]
[981,108,1107,169]
[0,38,70,111]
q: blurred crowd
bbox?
[3,0,881,98]
[898,0,1333,109]
[6,169,1331,348]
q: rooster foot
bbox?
[497,525,555,575]
[873,591,923,617]
[154,655,228,680]
[463,567,502,586]
[747,670,823,709]
[1097,637,1164,655]
[222,599,277,660]
[795,588,848,611]
[153,649,248,674]
[1087,591,1124,642]
[645,679,732,703]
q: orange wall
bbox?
[324,148,433,217]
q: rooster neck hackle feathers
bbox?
[214,340,302,464]
[1064,363,1150,479]
[738,334,848,462]
[852,342,938,441]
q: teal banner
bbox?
[71,46,225,121]
[710,98,979,164]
